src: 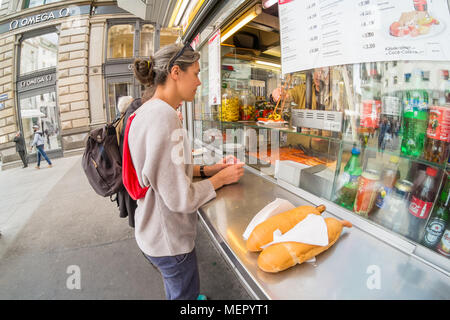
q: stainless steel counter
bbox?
[198,169,450,300]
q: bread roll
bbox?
[246,205,326,252]
[257,218,352,273]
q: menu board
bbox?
[208,29,221,105]
[279,0,450,74]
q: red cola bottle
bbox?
[408,167,438,241]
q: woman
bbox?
[130,43,244,300]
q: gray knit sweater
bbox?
[128,99,216,257]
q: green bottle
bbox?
[401,69,429,157]
[422,175,450,248]
[343,148,363,179]
[336,148,363,210]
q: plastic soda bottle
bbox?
[335,148,363,210]
[401,69,429,157]
[370,156,401,225]
[423,106,450,164]
[408,167,438,241]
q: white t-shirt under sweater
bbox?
[128,98,216,257]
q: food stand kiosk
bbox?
[183,0,450,299]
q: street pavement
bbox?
[0,154,251,300]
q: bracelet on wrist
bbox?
[200,165,207,178]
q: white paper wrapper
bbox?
[261,214,329,249]
[242,198,296,240]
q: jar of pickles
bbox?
[221,87,239,122]
[239,89,256,121]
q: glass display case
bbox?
[332,60,450,258]
[190,1,450,268]
[193,56,450,262]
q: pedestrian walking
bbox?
[30,124,52,169]
[13,131,28,168]
[129,43,244,300]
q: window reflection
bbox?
[24,0,62,8]
[140,24,154,57]
[107,25,135,59]
[20,91,61,152]
[160,28,180,49]
[108,82,133,121]
[20,33,58,76]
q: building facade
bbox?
[0,0,179,169]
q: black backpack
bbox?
[82,116,124,198]
[82,98,142,228]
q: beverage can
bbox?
[389,180,414,234]
[354,169,380,217]
[423,217,447,248]
[436,228,450,257]
[426,106,450,142]
[393,180,414,199]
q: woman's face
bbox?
[176,61,201,102]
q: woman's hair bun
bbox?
[134,57,155,86]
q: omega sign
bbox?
[19,74,54,91]
[9,8,70,31]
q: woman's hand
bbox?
[205,155,242,176]
[208,163,245,190]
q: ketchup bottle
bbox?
[407,167,438,241]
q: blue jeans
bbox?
[36,145,52,167]
[143,249,200,300]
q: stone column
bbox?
[57,16,90,153]
[88,19,107,128]
[0,35,18,166]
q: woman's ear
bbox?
[170,65,181,80]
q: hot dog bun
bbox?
[246,205,326,252]
[257,218,352,273]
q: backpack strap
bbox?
[122,112,150,200]
[112,112,126,128]
[113,112,129,146]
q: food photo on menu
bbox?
[388,0,444,38]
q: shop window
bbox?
[160,28,180,49]
[20,32,58,76]
[140,24,154,57]
[107,81,133,120]
[24,0,62,9]
[19,91,61,152]
[107,25,135,59]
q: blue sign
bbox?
[0,93,8,101]
[0,103,4,110]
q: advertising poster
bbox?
[279,0,450,74]
[208,29,221,105]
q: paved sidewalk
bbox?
[0,155,251,299]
